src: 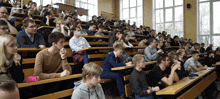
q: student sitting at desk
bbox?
[202,51,216,67]
[23,8,33,20]
[138,38,148,52]
[40,12,55,26]
[184,51,207,73]
[34,32,72,80]
[144,38,163,62]
[52,19,70,35]
[147,54,180,89]
[130,54,160,99]
[109,30,123,47]
[69,26,90,64]
[71,62,105,99]
[0,34,24,83]
[31,2,40,15]
[8,1,24,26]
[190,43,200,54]
[122,33,133,48]
[16,19,45,48]
[0,20,10,35]
[94,24,105,37]
[84,24,96,36]
[64,15,73,29]
[101,44,132,99]
[0,7,18,34]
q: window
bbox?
[120,0,143,27]
[32,0,66,6]
[198,0,220,49]
[75,0,98,21]
[153,0,183,37]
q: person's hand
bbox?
[46,15,49,20]
[126,62,132,66]
[39,45,45,48]
[60,70,70,77]
[70,25,74,29]
[60,48,67,59]
[60,24,65,28]
[0,18,8,23]
[187,66,193,72]
[204,65,208,69]
[64,26,70,30]
[14,53,21,65]
[157,49,163,53]
[118,33,122,40]
[152,86,160,92]
[172,62,181,71]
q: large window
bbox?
[153,0,183,37]
[198,0,220,49]
[75,0,98,21]
[32,0,66,6]
[120,0,143,27]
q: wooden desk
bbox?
[12,12,25,17]
[164,46,179,49]
[79,46,146,51]
[18,74,82,88]
[156,70,216,98]
[18,48,45,52]
[38,26,55,30]
[111,61,157,71]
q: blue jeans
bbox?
[101,71,125,95]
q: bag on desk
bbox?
[26,76,40,83]
[72,51,84,62]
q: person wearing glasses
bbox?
[0,6,18,35]
[16,19,45,48]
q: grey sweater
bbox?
[144,46,158,62]
[71,81,105,99]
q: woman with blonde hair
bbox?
[71,62,105,99]
[0,34,24,83]
[52,19,70,35]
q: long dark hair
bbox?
[122,33,129,45]
[111,30,121,42]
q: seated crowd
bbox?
[0,0,220,99]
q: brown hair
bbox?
[82,62,103,82]
[132,54,145,66]
[0,74,17,92]
[23,19,35,28]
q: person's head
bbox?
[159,35,164,41]
[173,36,179,42]
[148,38,157,47]
[158,40,164,47]
[15,1,21,7]
[0,74,19,99]
[186,42,191,47]
[192,51,200,60]
[98,25,104,33]
[201,43,205,47]
[0,20,9,35]
[169,51,178,62]
[46,4,52,10]
[162,31,167,36]
[58,13,64,19]
[64,15,72,24]
[157,54,170,67]
[132,54,145,69]
[209,44,213,47]
[123,33,130,42]
[88,24,96,31]
[112,30,122,40]
[31,2,37,9]
[146,27,151,32]
[82,62,103,86]
[0,34,17,70]
[56,19,64,30]
[0,7,7,18]
[150,30,156,36]
[194,43,200,50]
[23,19,37,35]
[92,15,97,21]
[122,28,128,34]
[113,44,124,57]
[27,0,32,5]
[48,32,66,50]
[167,37,171,42]
[44,12,52,19]
[25,8,33,15]
[177,49,187,59]
[38,5,43,11]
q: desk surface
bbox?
[156,70,213,95]
[79,46,146,51]
[111,61,157,71]
[38,26,55,30]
